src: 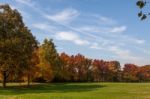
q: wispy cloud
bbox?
[5,0,149,65]
[109,26,127,33]
[45,8,80,24]
[32,23,56,31]
[90,44,142,65]
[121,35,145,45]
[90,43,103,50]
[109,46,140,62]
[99,16,117,25]
[91,15,117,25]
[15,0,33,6]
[55,31,89,45]
[132,39,145,44]
[23,5,147,65]
[78,25,127,34]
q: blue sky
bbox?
[1,0,150,66]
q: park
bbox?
[0,0,150,99]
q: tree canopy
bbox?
[0,4,37,87]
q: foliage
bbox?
[136,0,150,20]
[36,39,59,82]
[0,4,37,87]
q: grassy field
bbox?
[0,83,150,99]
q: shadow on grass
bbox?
[0,83,105,95]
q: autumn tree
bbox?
[58,52,72,81]
[137,65,150,82]
[25,48,39,86]
[107,61,121,82]
[123,64,139,82]
[0,4,37,87]
[37,39,59,82]
[92,60,109,82]
[73,54,92,82]
[83,57,92,81]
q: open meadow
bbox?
[0,83,150,99]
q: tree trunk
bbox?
[2,71,7,88]
[27,74,30,87]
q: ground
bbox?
[0,83,150,99]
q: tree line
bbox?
[0,4,150,88]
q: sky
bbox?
[1,0,150,66]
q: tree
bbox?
[123,64,139,82]
[73,54,92,82]
[25,48,39,86]
[59,53,92,82]
[92,60,109,82]
[37,39,59,82]
[0,4,37,87]
[59,52,71,81]
[138,65,150,82]
[107,61,121,82]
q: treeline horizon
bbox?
[0,4,150,87]
[2,39,150,83]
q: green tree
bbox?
[0,4,37,87]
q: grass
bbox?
[0,82,150,99]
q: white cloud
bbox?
[56,31,78,41]
[75,39,89,45]
[109,26,127,33]
[131,39,145,44]
[109,46,141,62]
[45,8,80,23]
[90,43,143,65]
[78,25,127,34]
[55,31,89,45]
[9,0,148,65]
[122,35,145,45]
[15,0,33,6]
[99,16,117,25]
[78,26,102,33]
[33,23,46,30]
[91,15,117,25]
[32,23,59,34]
[90,43,102,50]
[33,23,51,30]
[136,40,145,44]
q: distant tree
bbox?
[123,64,139,82]
[37,39,59,82]
[107,61,121,82]
[59,53,92,82]
[73,54,92,82]
[83,57,92,81]
[137,65,150,82]
[92,60,109,82]
[0,4,37,87]
[59,52,72,81]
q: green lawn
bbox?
[0,82,150,99]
